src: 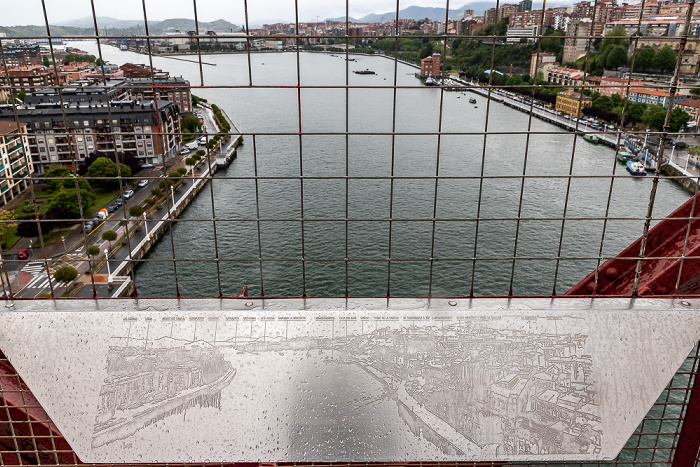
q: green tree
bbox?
[593,95,614,111]
[48,186,96,217]
[85,157,132,189]
[418,42,434,60]
[628,102,647,121]
[670,106,691,132]
[600,26,629,51]
[53,266,78,284]
[652,45,677,73]
[0,210,16,244]
[611,93,623,108]
[539,30,564,54]
[62,53,95,65]
[690,87,700,97]
[128,205,144,218]
[102,230,117,251]
[42,55,50,67]
[181,113,202,133]
[43,164,70,192]
[643,104,667,131]
[634,46,655,72]
[605,45,628,69]
[87,245,100,258]
[151,188,161,197]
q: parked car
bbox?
[84,221,95,232]
[676,141,689,149]
[140,163,155,170]
[107,204,118,213]
[17,250,30,260]
[115,197,123,206]
[137,179,149,188]
[123,190,135,199]
[180,148,190,155]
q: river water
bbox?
[73,42,690,298]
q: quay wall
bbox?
[113,139,241,296]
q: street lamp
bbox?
[143,212,149,237]
[171,185,175,203]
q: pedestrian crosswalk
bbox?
[25,274,54,290]
[21,261,46,276]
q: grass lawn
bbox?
[1,226,20,250]
[42,228,73,245]
[86,189,119,216]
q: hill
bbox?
[0,18,241,37]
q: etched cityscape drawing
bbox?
[91,313,600,458]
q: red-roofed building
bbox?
[677,99,700,125]
[598,77,644,98]
[628,88,688,108]
[547,66,585,87]
[420,53,441,77]
[0,66,64,93]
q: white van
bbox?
[185,142,198,151]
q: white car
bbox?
[140,163,155,169]
[137,180,149,188]
[123,190,135,199]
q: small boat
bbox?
[353,69,376,75]
[627,160,647,176]
[346,58,356,61]
[469,97,477,104]
[583,134,600,144]
[617,150,634,163]
[425,77,437,86]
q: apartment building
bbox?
[598,77,644,98]
[0,121,34,207]
[563,19,592,64]
[0,66,63,94]
[1,45,42,68]
[627,88,688,108]
[0,100,181,173]
[530,53,558,80]
[420,53,442,77]
[547,66,586,86]
[509,10,555,28]
[555,90,593,115]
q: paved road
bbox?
[5,104,233,298]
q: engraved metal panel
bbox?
[0,298,698,463]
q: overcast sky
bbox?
[1,0,469,26]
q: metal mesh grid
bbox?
[0,0,700,299]
[2,0,700,464]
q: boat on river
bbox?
[617,150,634,163]
[469,97,477,104]
[353,69,376,75]
[627,160,647,176]
[583,134,600,144]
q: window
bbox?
[84,121,89,126]
[39,147,45,152]
[47,138,54,144]
[86,136,92,141]
[76,137,83,142]
[43,122,50,128]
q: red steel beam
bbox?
[566,192,700,296]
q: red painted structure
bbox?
[566,191,700,296]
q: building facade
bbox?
[598,77,644,98]
[530,52,558,78]
[0,100,181,173]
[0,121,34,207]
[627,88,688,108]
[563,19,592,64]
[547,66,585,86]
[555,91,593,115]
[1,46,42,68]
[420,53,442,77]
[0,66,63,94]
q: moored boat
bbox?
[583,134,600,144]
[353,69,376,75]
[617,150,634,163]
[627,160,647,176]
[469,97,477,104]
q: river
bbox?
[72,42,690,298]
